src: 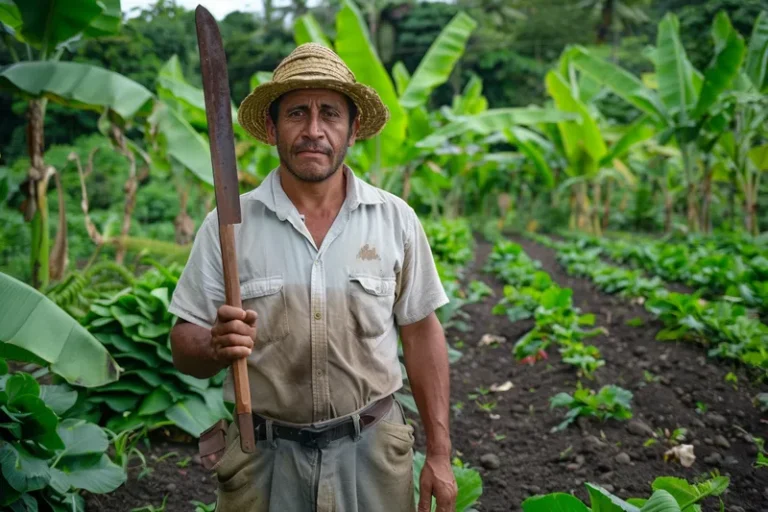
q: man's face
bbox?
[266,88,359,183]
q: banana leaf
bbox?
[416,107,577,148]
[294,12,332,49]
[568,46,667,123]
[656,13,698,118]
[12,0,102,52]
[691,12,746,119]
[0,272,120,388]
[0,61,154,121]
[398,11,476,109]
[745,11,768,91]
[335,0,406,165]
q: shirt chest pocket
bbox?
[240,276,289,345]
[347,274,396,341]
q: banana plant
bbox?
[567,10,748,233]
[715,12,768,235]
[0,0,155,288]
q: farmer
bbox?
[168,43,456,512]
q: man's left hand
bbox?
[417,454,457,512]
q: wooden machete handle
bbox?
[219,224,256,453]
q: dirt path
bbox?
[411,236,768,511]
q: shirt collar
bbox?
[247,164,384,221]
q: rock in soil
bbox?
[627,419,654,437]
[615,452,631,465]
[704,452,723,466]
[705,412,728,428]
[480,453,501,470]
[714,435,731,449]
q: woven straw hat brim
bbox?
[237,78,390,144]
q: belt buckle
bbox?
[298,428,330,449]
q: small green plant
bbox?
[493,433,506,441]
[696,401,708,414]
[643,370,660,383]
[176,456,192,468]
[559,342,605,379]
[191,501,217,512]
[626,317,645,327]
[725,371,738,389]
[549,383,633,432]
[476,399,498,413]
[131,494,169,512]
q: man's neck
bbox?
[278,165,347,215]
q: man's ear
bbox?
[266,114,277,145]
[347,116,360,147]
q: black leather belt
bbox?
[252,395,394,449]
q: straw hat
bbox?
[237,43,390,144]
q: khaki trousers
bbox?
[211,399,417,512]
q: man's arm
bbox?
[399,312,451,457]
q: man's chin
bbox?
[286,163,336,183]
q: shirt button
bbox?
[314,259,320,265]
[314,312,321,320]
[316,369,323,376]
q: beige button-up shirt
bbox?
[168,165,448,425]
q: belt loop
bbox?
[351,413,362,442]
[266,420,278,450]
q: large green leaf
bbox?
[639,490,681,512]
[656,13,697,119]
[568,46,666,122]
[602,117,655,164]
[39,384,77,416]
[586,483,641,511]
[149,100,213,186]
[398,11,476,109]
[165,394,226,437]
[13,0,101,52]
[56,419,108,457]
[294,12,332,48]
[522,493,590,512]
[137,388,173,416]
[416,107,577,148]
[0,0,22,33]
[750,144,768,171]
[651,476,728,510]
[54,453,125,494]
[0,61,154,121]
[335,0,406,163]
[506,128,554,188]
[745,11,768,91]
[392,61,410,97]
[545,70,607,171]
[82,0,121,38]
[0,272,119,388]
[0,443,50,493]
[691,12,746,119]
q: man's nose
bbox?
[305,111,324,139]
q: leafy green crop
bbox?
[0,366,126,511]
[413,451,482,511]
[78,262,231,437]
[549,383,633,432]
[522,474,729,511]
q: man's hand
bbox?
[210,305,257,364]
[418,454,457,512]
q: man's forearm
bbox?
[400,313,452,457]
[170,319,228,379]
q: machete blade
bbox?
[195,5,241,226]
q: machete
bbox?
[195,4,255,454]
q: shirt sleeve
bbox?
[393,207,450,326]
[168,213,226,329]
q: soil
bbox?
[83,234,768,511]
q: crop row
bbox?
[483,239,733,509]
[532,234,768,378]
[562,232,768,318]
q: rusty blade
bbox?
[195,5,240,226]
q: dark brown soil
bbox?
[410,235,768,511]
[84,235,768,511]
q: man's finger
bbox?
[212,319,254,338]
[243,309,258,326]
[217,305,247,322]
[417,481,433,512]
[214,333,254,350]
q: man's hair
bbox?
[268,93,358,131]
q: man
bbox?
[168,43,456,512]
